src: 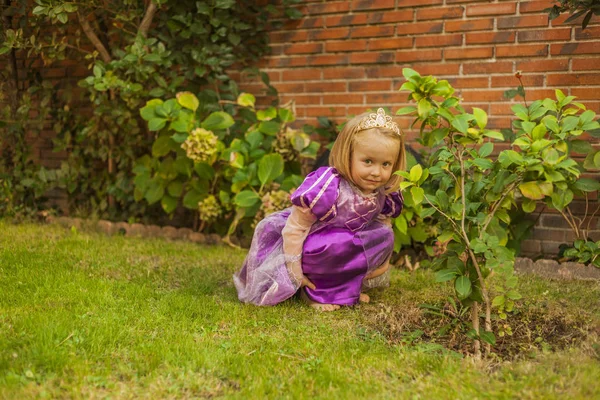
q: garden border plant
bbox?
[0,0,302,220]
[395,68,599,358]
[134,90,321,245]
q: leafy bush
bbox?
[0,0,301,220]
[134,91,319,242]
[563,239,600,267]
[546,0,600,29]
[396,68,599,357]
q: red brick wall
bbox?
[255,0,600,127]
[245,0,600,256]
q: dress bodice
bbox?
[315,179,385,232]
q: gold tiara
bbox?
[358,108,401,136]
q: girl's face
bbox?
[350,129,400,194]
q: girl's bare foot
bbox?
[300,289,340,311]
[359,293,370,303]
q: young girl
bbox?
[233,108,406,311]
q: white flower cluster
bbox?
[198,195,222,224]
[181,128,218,163]
[273,128,309,162]
[253,189,292,228]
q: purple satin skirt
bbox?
[233,208,394,306]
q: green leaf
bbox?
[402,68,420,80]
[237,92,256,108]
[479,331,496,345]
[258,153,284,186]
[409,164,423,183]
[145,183,164,205]
[542,115,560,133]
[492,295,505,308]
[470,238,488,253]
[300,141,320,159]
[571,139,593,154]
[140,99,163,120]
[394,215,408,234]
[407,226,429,242]
[170,119,190,134]
[278,108,295,123]
[472,158,493,170]
[32,6,46,15]
[152,136,173,157]
[257,107,277,121]
[143,54,162,63]
[451,115,469,134]
[483,130,504,140]
[579,110,596,125]
[435,269,458,283]
[519,181,545,200]
[410,187,424,205]
[506,290,522,300]
[258,121,281,136]
[167,156,186,177]
[542,148,559,165]
[176,92,200,111]
[183,190,203,209]
[438,230,454,243]
[472,107,487,130]
[148,87,165,97]
[245,130,264,150]
[573,178,600,192]
[532,123,547,140]
[148,118,167,131]
[478,142,493,158]
[234,190,260,208]
[194,162,215,180]
[455,276,472,299]
[202,111,234,131]
[230,152,245,169]
[551,189,574,210]
[584,150,600,170]
[228,32,241,46]
[161,195,178,214]
[396,106,417,115]
[285,7,303,19]
[167,181,184,197]
[417,99,431,118]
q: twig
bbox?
[558,208,580,239]
[56,332,74,347]
[586,204,600,235]
[139,1,157,38]
[77,11,111,63]
[481,181,519,235]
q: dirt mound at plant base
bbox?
[360,300,598,359]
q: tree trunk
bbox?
[2,0,20,112]
[471,301,481,359]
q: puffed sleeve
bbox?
[290,166,340,222]
[380,191,404,218]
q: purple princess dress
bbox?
[233,166,403,306]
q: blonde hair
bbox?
[329,111,406,193]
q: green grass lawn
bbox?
[1,221,599,399]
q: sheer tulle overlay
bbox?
[233,167,403,306]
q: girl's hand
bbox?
[301,276,316,290]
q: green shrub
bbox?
[396,68,599,357]
[135,91,319,242]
